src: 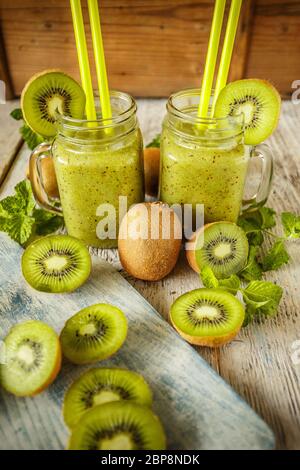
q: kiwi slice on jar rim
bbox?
[60,304,128,365]
[214,78,281,145]
[21,235,91,293]
[21,70,86,138]
[0,320,61,396]
[63,368,153,429]
[187,222,249,279]
[68,401,166,450]
[170,288,245,347]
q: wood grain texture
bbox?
[0,100,22,185]
[246,0,300,98]
[0,99,300,449]
[0,234,274,450]
[0,27,14,100]
[0,0,252,97]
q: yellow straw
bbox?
[70,0,97,121]
[211,0,242,114]
[197,0,226,119]
[87,0,112,122]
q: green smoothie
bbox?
[53,129,144,248]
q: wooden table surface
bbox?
[0,99,299,450]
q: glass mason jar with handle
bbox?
[30,91,144,248]
[159,88,273,224]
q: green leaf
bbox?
[218,275,241,295]
[10,108,23,121]
[14,180,35,215]
[200,266,240,295]
[5,214,35,245]
[240,246,263,281]
[281,212,300,239]
[243,280,283,318]
[20,124,44,151]
[238,212,264,247]
[259,207,276,229]
[242,294,271,327]
[261,240,290,271]
[200,266,219,288]
[33,209,64,235]
[146,134,160,148]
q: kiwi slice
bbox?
[60,304,128,365]
[214,79,281,145]
[170,288,245,347]
[21,235,91,293]
[21,70,86,138]
[68,401,166,450]
[0,320,61,396]
[192,222,249,279]
[63,368,153,429]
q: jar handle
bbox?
[242,143,274,212]
[29,142,62,214]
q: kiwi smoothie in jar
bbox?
[159,89,250,223]
[51,91,144,248]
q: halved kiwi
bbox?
[186,222,249,279]
[214,79,281,145]
[22,235,91,293]
[0,320,61,396]
[170,288,245,347]
[63,368,153,429]
[68,401,166,450]
[21,70,86,138]
[60,304,128,365]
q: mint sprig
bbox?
[200,266,283,327]
[11,108,44,150]
[0,180,64,246]
[238,207,300,275]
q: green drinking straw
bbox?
[70,0,97,121]
[211,0,242,115]
[197,0,226,119]
[87,0,112,122]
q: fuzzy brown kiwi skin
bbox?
[118,202,182,281]
[169,311,242,347]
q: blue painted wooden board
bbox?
[0,234,275,450]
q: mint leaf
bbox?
[200,266,219,288]
[33,209,64,236]
[200,266,240,295]
[261,240,289,271]
[0,179,64,246]
[281,212,300,239]
[146,134,160,148]
[242,294,271,327]
[218,275,241,295]
[240,246,263,281]
[20,124,44,151]
[5,214,35,245]
[10,108,23,121]
[238,213,264,247]
[243,280,283,318]
[259,207,276,229]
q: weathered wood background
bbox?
[0,0,299,98]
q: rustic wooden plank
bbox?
[0,100,22,185]
[246,0,300,98]
[0,99,300,449]
[0,0,250,98]
[0,28,14,100]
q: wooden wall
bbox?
[0,0,299,98]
